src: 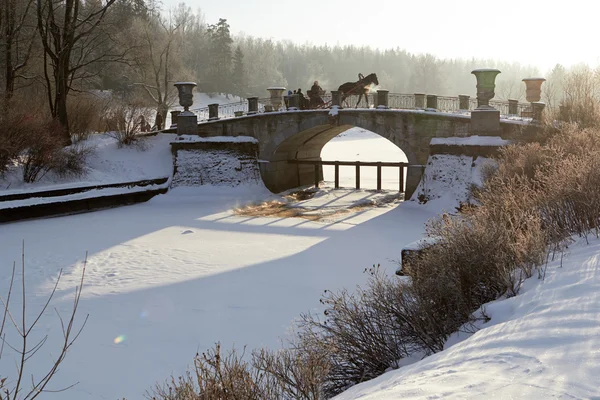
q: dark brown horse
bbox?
[338,73,379,108]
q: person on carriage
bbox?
[308,80,325,108]
[285,90,292,110]
[297,88,309,110]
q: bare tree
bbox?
[132,12,187,128]
[0,243,87,399]
[1,0,36,99]
[36,0,122,145]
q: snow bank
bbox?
[410,154,495,210]
[336,236,600,399]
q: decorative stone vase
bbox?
[522,78,546,103]
[267,87,286,111]
[471,69,501,108]
[174,82,196,114]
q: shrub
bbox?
[297,267,418,397]
[68,93,108,142]
[104,98,153,148]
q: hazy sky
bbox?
[162,0,598,71]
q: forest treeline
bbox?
[0,0,593,137]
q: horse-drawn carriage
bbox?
[296,73,379,110]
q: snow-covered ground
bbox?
[0,134,175,194]
[2,127,598,399]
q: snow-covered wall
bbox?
[410,154,496,207]
[171,140,260,188]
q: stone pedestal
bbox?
[532,102,546,121]
[426,95,438,110]
[414,93,426,109]
[377,90,389,108]
[176,111,198,135]
[459,95,470,110]
[331,91,342,108]
[170,110,181,128]
[508,99,518,115]
[247,97,258,115]
[208,103,219,121]
[470,109,500,134]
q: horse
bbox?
[337,73,379,108]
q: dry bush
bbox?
[297,267,415,397]
[560,67,600,128]
[147,340,330,400]
[147,343,269,400]
[0,98,52,175]
[104,98,153,148]
[68,93,108,142]
[252,344,330,400]
[0,96,92,182]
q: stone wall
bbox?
[171,141,260,187]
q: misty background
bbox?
[1,0,594,117]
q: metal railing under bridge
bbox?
[190,93,533,122]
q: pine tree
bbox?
[231,45,246,97]
[206,18,233,96]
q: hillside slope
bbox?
[336,237,600,399]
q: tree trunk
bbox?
[55,55,72,145]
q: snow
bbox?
[0,133,175,194]
[411,154,495,209]
[0,128,439,400]
[173,135,258,143]
[2,127,598,399]
[430,136,511,146]
[335,236,600,399]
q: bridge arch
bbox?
[260,116,420,194]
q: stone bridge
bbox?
[174,108,531,197]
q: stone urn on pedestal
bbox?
[522,78,546,103]
[523,78,546,120]
[470,69,501,134]
[174,82,197,135]
[267,87,286,111]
